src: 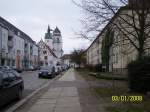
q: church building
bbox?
[38,26,63,66]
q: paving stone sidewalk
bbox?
[19,69,82,112]
[15,68,104,112]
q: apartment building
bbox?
[38,39,58,67]
[0,16,38,69]
[86,36,102,66]
[86,0,150,74]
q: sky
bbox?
[0,0,90,54]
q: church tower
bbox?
[45,25,53,49]
[53,27,63,58]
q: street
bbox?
[21,71,49,98]
[14,68,103,112]
[1,68,131,112]
[1,70,50,111]
[0,0,150,111]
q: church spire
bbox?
[54,27,61,33]
[47,25,50,33]
[45,25,52,39]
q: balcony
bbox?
[1,51,6,58]
[8,40,13,48]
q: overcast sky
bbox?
[0,0,90,54]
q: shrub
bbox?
[127,56,150,93]
[85,64,102,72]
[85,64,93,71]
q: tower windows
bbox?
[57,38,60,43]
[43,51,47,54]
[44,56,47,60]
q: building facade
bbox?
[86,35,103,66]
[61,54,71,66]
[0,16,38,69]
[86,0,150,75]
[38,26,63,67]
[38,40,58,66]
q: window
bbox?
[147,48,150,56]
[57,38,59,43]
[43,51,47,54]
[44,56,47,60]
[97,50,99,54]
[116,53,118,63]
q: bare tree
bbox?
[73,0,150,59]
[70,49,86,68]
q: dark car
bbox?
[0,69,24,108]
[0,66,23,73]
[38,66,55,78]
[13,67,23,73]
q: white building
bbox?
[61,54,71,66]
[86,36,102,66]
[38,26,63,66]
[38,40,58,66]
[0,26,8,66]
[0,16,39,69]
[53,27,63,58]
[86,0,150,75]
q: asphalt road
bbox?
[21,71,49,98]
[1,70,50,112]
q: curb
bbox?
[5,74,62,112]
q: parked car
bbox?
[62,64,69,71]
[0,66,10,69]
[55,65,63,75]
[54,66,60,75]
[38,66,55,78]
[0,69,24,108]
[29,66,34,71]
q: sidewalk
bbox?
[15,68,103,112]
[21,69,82,112]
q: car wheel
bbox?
[17,88,23,100]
